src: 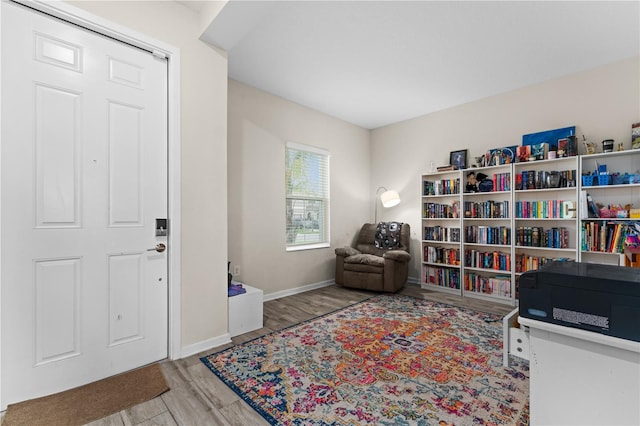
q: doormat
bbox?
[2,363,168,426]
[201,294,529,425]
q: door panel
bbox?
[1,1,168,408]
[35,258,82,365]
[35,84,82,227]
[108,253,144,346]
[109,101,143,226]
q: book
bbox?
[531,142,549,160]
[586,193,599,218]
[633,122,640,149]
[437,165,457,171]
[579,190,588,218]
[516,145,531,163]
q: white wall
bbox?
[69,1,230,350]
[228,80,371,296]
[371,56,640,281]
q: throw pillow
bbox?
[374,221,403,249]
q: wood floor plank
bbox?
[122,396,168,425]
[136,411,177,426]
[218,400,269,426]
[158,361,193,391]
[188,363,240,410]
[160,387,230,426]
[84,412,124,426]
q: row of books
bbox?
[423,201,460,219]
[515,169,577,190]
[423,266,461,289]
[424,250,571,274]
[423,226,461,242]
[464,226,511,245]
[581,221,639,253]
[515,254,572,273]
[423,178,460,196]
[515,200,575,219]
[492,172,511,192]
[423,246,460,265]
[515,226,570,248]
[464,200,510,219]
[464,250,511,272]
[463,273,511,297]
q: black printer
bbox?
[519,261,640,342]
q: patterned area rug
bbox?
[201,295,529,425]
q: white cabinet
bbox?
[520,317,640,426]
[228,285,264,337]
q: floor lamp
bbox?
[374,186,401,223]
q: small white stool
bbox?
[228,284,264,337]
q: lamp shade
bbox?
[380,189,400,208]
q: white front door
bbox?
[1,1,168,408]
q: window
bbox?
[285,142,330,250]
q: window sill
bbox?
[286,242,330,252]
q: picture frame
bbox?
[449,149,468,170]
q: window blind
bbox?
[285,142,330,249]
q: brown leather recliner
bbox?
[335,223,411,292]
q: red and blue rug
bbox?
[201,294,529,425]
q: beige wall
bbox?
[69,1,229,349]
[227,80,371,296]
[371,56,640,281]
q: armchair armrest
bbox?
[335,246,361,257]
[383,250,411,262]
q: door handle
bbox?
[147,243,166,253]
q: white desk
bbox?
[228,284,263,337]
[519,317,640,425]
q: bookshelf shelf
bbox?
[422,261,460,268]
[514,187,576,194]
[464,266,511,274]
[514,246,576,252]
[464,291,513,303]
[422,239,459,245]
[584,183,640,190]
[514,217,576,221]
[464,217,511,221]
[581,250,622,255]
[464,242,510,248]
[421,283,461,294]
[464,190,511,197]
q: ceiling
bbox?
[199,1,640,130]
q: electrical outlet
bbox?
[233,265,240,276]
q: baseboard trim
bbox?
[408,276,419,285]
[263,279,335,302]
[180,333,232,359]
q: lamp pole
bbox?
[374,186,387,224]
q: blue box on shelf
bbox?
[597,174,611,186]
[611,173,624,185]
[582,175,595,186]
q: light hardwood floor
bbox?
[10,284,515,426]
